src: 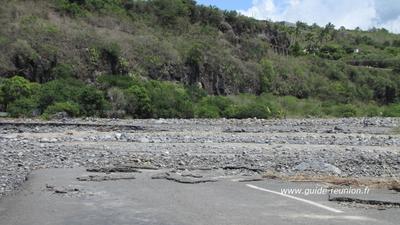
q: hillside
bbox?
[0,0,400,119]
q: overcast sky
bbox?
[197,0,400,33]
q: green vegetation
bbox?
[43,102,81,118]
[0,0,399,118]
[383,104,400,117]
[0,75,397,119]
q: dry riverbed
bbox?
[1,118,399,198]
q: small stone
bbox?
[139,137,150,143]
[115,133,122,140]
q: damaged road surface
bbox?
[0,168,400,225]
[1,118,400,224]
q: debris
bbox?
[294,161,342,175]
[222,166,264,173]
[329,197,400,208]
[1,118,399,198]
[86,166,141,173]
[237,178,264,182]
[77,174,136,182]
[46,185,80,194]
[151,172,217,184]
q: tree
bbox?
[186,44,204,84]
[198,5,223,27]
[319,22,335,44]
[305,32,319,53]
[145,81,194,118]
[296,21,308,31]
[182,0,199,23]
[7,97,39,117]
[43,101,80,117]
[125,85,152,118]
[38,78,84,111]
[153,0,189,26]
[0,76,34,110]
[294,21,306,42]
[78,87,107,116]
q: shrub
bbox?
[318,45,345,60]
[225,103,272,119]
[195,104,220,118]
[271,67,311,99]
[187,85,208,102]
[125,84,152,118]
[153,0,189,26]
[300,100,324,117]
[324,104,359,118]
[383,104,400,117]
[290,42,302,56]
[7,97,39,117]
[43,101,80,117]
[38,78,85,110]
[196,96,233,117]
[55,0,86,16]
[259,59,275,93]
[277,96,323,117]
[0,76,36,110]
[38,78,107,116]
[369,76,397,104]
[198,5,224,27]
[328,82,357,104]
[97,75,136,89]
[278,96,299,113]
[360,104,383,117]
[78,87,107,116]
[145,80,194,118]
[50,64,75,79]
[131,35,182,79]
[227,94,284,119]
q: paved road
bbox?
[0,168,399,225]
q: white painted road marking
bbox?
[246,184,344,214]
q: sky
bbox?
[196,0,400,33]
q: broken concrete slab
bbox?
[329,197,400,208]
[46,184,80,194]
[151,172,217,184]
[86,166,141,173]
[77,174,136,182]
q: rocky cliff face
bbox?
[0,0,292,95]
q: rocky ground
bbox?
[1,118,399,198]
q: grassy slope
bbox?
[0,0,400,118]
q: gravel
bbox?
[0,118,399,198]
